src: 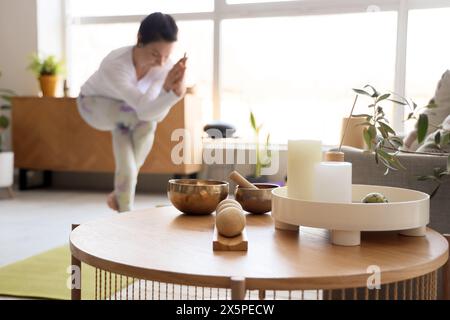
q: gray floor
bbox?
[0,190,168,267]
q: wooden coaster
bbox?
[213,226,248,251]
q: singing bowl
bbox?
[235,183,279,214]
[168,179,229,215]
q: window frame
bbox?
[64,0,450,134]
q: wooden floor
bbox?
[0,189,169,300]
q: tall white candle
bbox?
[313,162,352,203]
[287,140,322,200]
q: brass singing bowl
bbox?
[168,179,229,215]
[235,183,279,214]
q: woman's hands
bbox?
[163,54,187,97]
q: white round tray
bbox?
[271,185,430,246]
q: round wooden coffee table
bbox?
[70,206,449,300]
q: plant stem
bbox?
[339,95,359,152]
[382,145,449,157]
[255,132,261,178]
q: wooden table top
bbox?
[70,206,448,290]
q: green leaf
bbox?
[1,95,12,103]
[389,136,404,148]
[434,131,441,145]
[352,88,372,97]
[376,93,391,103]
[368,125,377,140]
[391,156,406,170]
[376,106,383,114]
[376,149,405,171]
[0,115,9,130]
[438,171,449,178]
[379,122,396,136]
[363,128,372,149]
[250,111,257,131]
[441,132,450,146]
[378,126,388,139]
[388,99,407,106]
[363,85,379,98]
[417,175,439,182]
[430,185,441,199]
[417,114,429,144]
[378,155,398,171]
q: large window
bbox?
[67,0,213,17]
[221,12,397,143]
[65,0,450,144]
[406,7,450,107]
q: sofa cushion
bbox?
[404,70,450,151]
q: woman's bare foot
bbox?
[107,192,119,211]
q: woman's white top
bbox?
[80,46,181,122]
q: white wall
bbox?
[36,0,64,62]
[0,0,39,151]
[0,0,39,95]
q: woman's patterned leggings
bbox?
[77,95,156,212]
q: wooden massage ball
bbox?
[216,199,242,213]
[215,200,246,237]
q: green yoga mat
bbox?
[0,245,96,300]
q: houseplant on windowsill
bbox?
[246,111,272,183]
[28,54,64,97]
[0,71,15,196]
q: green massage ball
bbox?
[362,192,389,203]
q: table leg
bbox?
[6,187,14,198]
[230,277,246,300]
[258,290,266,300]
[331,230,361,246]
[71,224,81,300]
[399,226,426,237]
[274,220,299,232]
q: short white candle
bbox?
[313,162,352,203]
[287,140,322,200]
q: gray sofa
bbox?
[338,146,450,234]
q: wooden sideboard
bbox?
[11,95,203,188]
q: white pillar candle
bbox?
[312,162,352,203]
[313,162,357,246]
[287,140,322,200]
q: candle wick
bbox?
[339,95,359,153]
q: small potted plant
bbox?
[247,111,272,183]
[28,54,64,97]
[351,84,449,196]
[0,71,15,196]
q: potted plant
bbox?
[28,54,64,97]
[247,111,272,183]
[351,84,449,196]
[0,71,15,196]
